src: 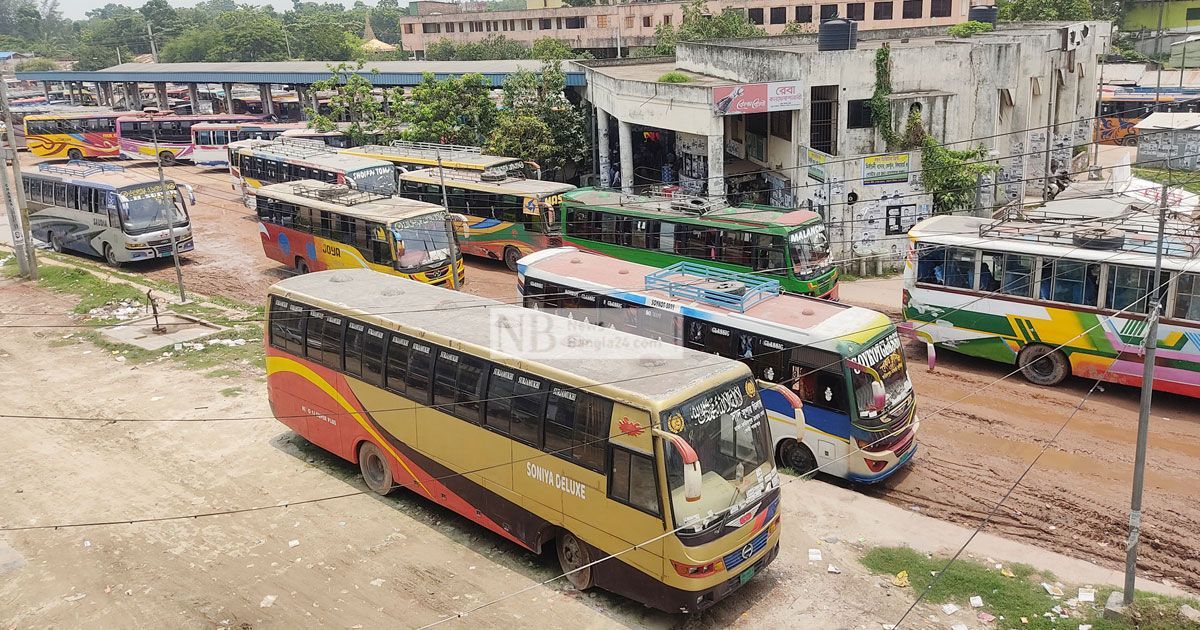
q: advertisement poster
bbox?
[712,81,804,116]
[807,148,829,183]
[862,154,910,185]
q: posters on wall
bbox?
[763,172,794,208]
[807,148,829,183]
[862,154,910,185]
[676,131,708,194]
[712,81,804,116]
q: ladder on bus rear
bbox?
[644,262,781,312]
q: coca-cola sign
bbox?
[712,80,804,116]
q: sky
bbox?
[59,0,367,20]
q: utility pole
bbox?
[146,22,159,64]
[1090,25,1111,177]
[149,113,186,302]
[283,27,293,60]
[116,46,122,65]
[436,151,461,291]
[0,76,35,279]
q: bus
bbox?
[518,248,917,482]
[265,269,781,613]
[254,180,464,286]
[904,214,1200,397]
[1095,87,1200,146]
[559,188,838,299]
[23,110,121,159]
[398,168,575,270]
[117,112,262,164]
[21,162,194,266]
[341,141,529,178]
[191,122,353,167]
[229,139,396,205]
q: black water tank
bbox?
[967,5,999,25]
[817,18,858,51]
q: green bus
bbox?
[559,188,839,298]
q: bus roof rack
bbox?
[38,161,126,177]
[386,140,485,160]
[644,261,781,313]
[291,182,389,206]
[257,137,336,159]
[978,213,1200,257]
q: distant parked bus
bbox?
[254,179,464,286]
[191,122,353,167]
[398,167,574,270]
[21,162,194,266]
[228,138,396,205]
[117,112,261,164]
[519,248,918,481]
[23,110,121,159]
[1095,87,1200,145]
[265,269,781,612]
[560,188,839,299]
[342,141,530,178]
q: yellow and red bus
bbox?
[266,269,781,612]
[254,179,463,286]
[23,110,121,159]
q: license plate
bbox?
[738,566,756,585]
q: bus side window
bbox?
[1175,273,1200,321]
[658,221,675,253]
[1105,265,1155,314]
[1046,260,1099,306]
[485,366,516,434]
[385,334,410,396]
[65,185,78,210]
[566,207,588,236]
[344,321,366,377]
[353,219,371,252]
[54,183,66,207]
[510,373,546,447]
[1000,253,1034,297]
[945,247,976,289]
[916,243,947,285]
[792,365,848,413]
[599,212,616,244]
[609,446,660,515]
[361,327,386,386]
[433,349,462,413]
[268,297,305,355]
[722,230,750,267]
[295,205,314,233]
[455,355,489,425]
[405,342,433,405]
[738,332,787,382]
[544,386,608,471]
[305,312,344,370]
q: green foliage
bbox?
[368,0,404,44]
[657,71,692,83]
[647,0,765,56]
[781,21,810,35]
[947,20,993,37]
[15,58,56,71]
[564,0,596,6]
[530,37,576,60]
[308,61,401,145]
[921,136,996,215]
[399,72,497,146]
[425,34,529,60]
[998,0,1091,21]
[290,19,363,61]
[868,44,897,148]
[160,8,287,63]
[487,60,588,178]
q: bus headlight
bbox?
[671,559,724,578]
[125,242,150,249]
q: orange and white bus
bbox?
[266,269,781,613]
[23,110,121,159]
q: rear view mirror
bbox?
[654,428,703,502]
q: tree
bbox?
[203,9,287,62]
[424,38,457,61]
[647,0,764,56]
[398,72,496,146]
[368,0,403,44]
[139,0,182,40]
[307,61,403,144]
[530,37,575,60]
[15,58,56,71]
[563,0,595,6]
[160,28,211,63]
[998,0,1091,21]
[290,19,363,60]
[486,61,588,178]
[921,136,996,215]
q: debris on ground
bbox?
[969,595,983,608]
[88,300,143,321]
[1042,582,1065,597]
[941,603,959,615]
[1077,587,1095,603]
[826,564,841,574]
[259,595,276,608]
[891,571,909,587]
[807,549,822,561]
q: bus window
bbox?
[344,321,366,377]
[792,365,848,413]
[406,341,433,404]
[999,253,1034,297]
[639,307,680,344]
[658,221,676,253]
[485,366,516,434]
[196,130,212,145]
[609,447,659,515]
[1044,260,1099,306]
[362,327,386,386]
[544,386,609,471]
[66,185,78,209]
[916,243,947,284]
[737,332,787,383]
[631,218,658,249]
[268,297,306,356]
[54,182,66,207]
[945,248,976,289]
[722,230,751,267]
[597,297,627,329]
[600,212,617,244]
[385,335,411,396]
[304,311,344,368]
[433,350,462,413]
[1175,273,1200,321]
[1105,265,1155,314]
[979,251,1003,292]
[455,355,489,424]
[510,373,546,446]
[752,235,786,272]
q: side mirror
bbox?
[448,213,469,238]
[179,183,197,206]
[654,428,703,503]
[846,359,887,411]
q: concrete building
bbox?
[398,0,968,58]
[576,21,1111,268]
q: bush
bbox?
[658,71,692,83]
[947,21,993,38]
[15,58,58,72]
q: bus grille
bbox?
[722,528,770,572]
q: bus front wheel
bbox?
[103,243,121,267]
[1017,344,1070,387]
[503,246,520,271]
[158,151,176,166]
[778,439,817,476]
[358,441,394,496]
[556,531,594,591]
[295,258,309,274]
[67,148,83,161]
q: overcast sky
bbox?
[60,0,366,20]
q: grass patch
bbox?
[219,386,243,397]
[658,71,692,83]
[1133,167,1200,195]
[2,256,146,315]
[862,546,1200,630]
[205,367,241,379]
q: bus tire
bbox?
[358,441,394,496]
[295,258,309,274]
[1017,344,1070,387]
[158,151,175,166]
[503,246,520,271]
[67,148,83,161]
[103,243,121,267]
[49,231,64,253]
[778,439,818,476]
[556,531,594,591]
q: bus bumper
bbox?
[847,441,917,484]
[632,540,780,614]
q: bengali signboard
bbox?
[712,81,804,116]
[862,154,910,185]
[807,148,829,183]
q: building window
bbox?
[565,16,585,28]
[820,4,838,19]
[748,7,765,24]
[846,99,873,128]
[421,23,440,33]
[795,5,813,22]
[770,6,787,23]
[902,0,922,18]
[930,0,950,16]
[769,110,792,141]
[1189,7,1200,20]
[810,85,838,155]
[540,18,552,29]
[403,24,413,34]
[625,15,635,28]
[445,22,455,32]
[508,19,515,29]
[846,2,865,20]
[557,17,563,28]
[873,1,893,19]
[643,15,652,27]
[663,14,672,24]
[597,15,609,27]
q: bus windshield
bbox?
[662,378,773,530]
[118,187,188,235]
[391,215,452,271]
[848,332,912,421]
[348,165,396,195]
[788,223,831,278]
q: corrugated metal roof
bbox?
[15,60,586,87]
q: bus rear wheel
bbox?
[103,243,121,267]
[358,441,394,496]
[778,439,817,476]
[295,258,309,274]
[503,246,520,271]
[1017,344,1070,386]
[67,148,83,161]
[158,151,176,166]
[556,531,594,591]
[49,231,64,253]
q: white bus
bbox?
[191,122,353,167]
[22,162,195,266]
